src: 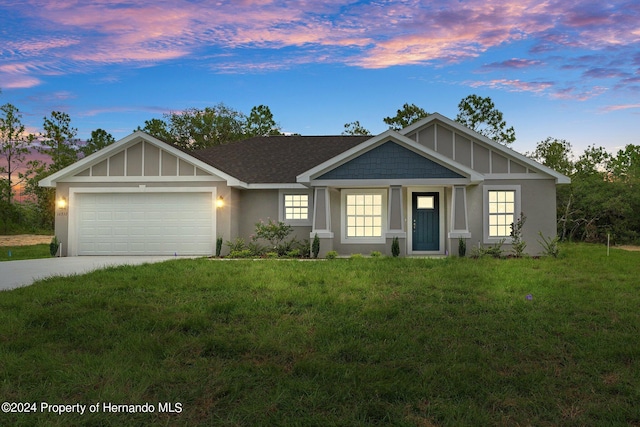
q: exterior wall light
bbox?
[216,196,224,208]
[57,197,67,209]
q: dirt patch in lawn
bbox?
[618,245,640,252]
[0,235,54,246]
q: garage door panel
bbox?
[76,192,214,255]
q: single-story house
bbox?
[40,113,570,257]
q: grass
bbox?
[0,244,51,261]
[0,244,639,426]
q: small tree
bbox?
[510,213,527,258]
[312,233,320,258]
[215,237,223,257]
[0,103,32,232]
[23,111,79,230]
[49,236,59,257]
[458,238,467,257]
[391,236,400,257]
[253,218,293,255]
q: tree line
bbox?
[528,138,639,244]
[342,94,516,146]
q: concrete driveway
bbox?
[0,256,197,291]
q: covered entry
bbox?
[412,192,440,251]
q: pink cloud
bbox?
[481,59,544,70]
[468,79,555,93]
[0,72,41,89]
[2,0,638,100]
[600,104,640,112]
[550,85,608,101]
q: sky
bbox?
[1,0,639,158]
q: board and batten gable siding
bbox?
[405,123,533,175]
[73,141,212,178]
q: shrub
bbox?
[350,253,363,259]
[458,238,467,257]
[247,241,265,257]
[226,238,247,253]
[299,239,311,259]
[215,237,223,257]
[265,252,279,258]
[286,249,301,258]
[472,239,505,259]
[254,218,293,253]
[510,212,527,258]
[229,249,253,258]
[312,233,320,259]
[538,232,560,258]
[391,236,400,257]
[49,236,59,257]
[370,251,382,258]
[276,238,297,257]
[325,250,338,259]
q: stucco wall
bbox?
[236,190,311,252]
[464,179,558,255]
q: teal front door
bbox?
[412,192,439,251]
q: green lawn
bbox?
[1,244,639,426]
[0,244,51,261]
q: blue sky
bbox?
[1,0,639,157]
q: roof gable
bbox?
[39,131,239,187]
[402,113,571,184]
[298,130,483,185]
[317,141,464,180]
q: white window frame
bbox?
[341,189,388,244]
[483,185,521,244]
[278,190,312,226]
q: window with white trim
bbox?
[483,185,520,243]
[488,190,515,238]
[284,194,309,220]
[342,189,387,243]
[279,191,312,226]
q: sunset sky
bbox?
[1,0,638,157]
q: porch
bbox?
[309,185,472,257]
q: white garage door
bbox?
[75,192,214,255]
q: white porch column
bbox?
[386,185,406,237]
[310,187,333,257]
[448,185,471,239]
[386,185,406,257]
[311,187,332,236]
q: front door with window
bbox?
[412,192,439,251]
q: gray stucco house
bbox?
[40,113,570,257]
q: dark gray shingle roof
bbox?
[191,135,371,183]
